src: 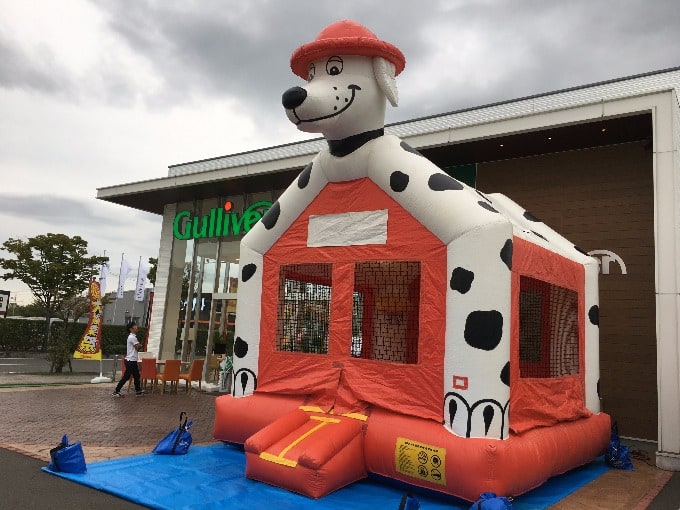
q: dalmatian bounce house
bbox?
[213,20,611,502]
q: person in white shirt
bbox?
[112,322,146,397]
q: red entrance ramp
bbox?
[244,408,367,498]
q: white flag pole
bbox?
[98,253,107,382]
[112,253,123,323]
[131,256,141,325]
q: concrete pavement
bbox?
[0,371,679,509]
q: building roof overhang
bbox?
[97,68,679,215]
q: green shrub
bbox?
[101,325,148,355]
[0,318,46,353]
[0,318,146,357]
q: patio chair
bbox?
[139,357,157,392]
[208,355,221,383]
[156,359,181,394]
[178,358,204,394]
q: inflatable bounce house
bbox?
[213,20,611,501]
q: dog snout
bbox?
[282,86,307,109]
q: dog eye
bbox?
[307,64,315,81]
[326,56,343,76]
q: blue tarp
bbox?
[43,444,609,510]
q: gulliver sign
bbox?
[173,200,272,240]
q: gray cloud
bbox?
[91,0,680,122]
[96,1,434,114]
[0,193,156,230]
[5,1,678,121]
[0,30,72,95]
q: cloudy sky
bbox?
[1,0,679,304]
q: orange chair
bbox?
[140,357,157,392]
[179,359,205,394]
[208,355,221,383]
[156,359,181,394]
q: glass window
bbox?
[217,240,241,294]
[519,276,580,378]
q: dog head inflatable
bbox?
[282,20,405,141]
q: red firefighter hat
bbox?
[290,20,406,79]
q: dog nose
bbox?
[282,87,307,109]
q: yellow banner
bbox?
[395,437,446,486]
[73,281,103,360]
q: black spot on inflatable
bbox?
[588,305,599,326]
[240,372,249,394]
[500,362,510,386]
[241,263,256,282]
[428,173,464,191]
[478,201,498,213]
[464,310,504,351]
[483,405,495,435]
[500,239,513,271]
[523,211,541,222]
[261,201,280,230]
[390,171,409,192]
[574,245,589,256]
[450,267,474,294]
[400,141,422,156]
[234,337,249,358]
[532,230,548,241]
[448,399,457,429]
[297,162,312,189]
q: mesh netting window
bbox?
[352,261,420,364]
[519,276,580,378]
[277,263,331,354]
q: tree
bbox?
[12,299,45,317]
[50,294,91,373]
[0,233,108,372]
[147,257,158,286]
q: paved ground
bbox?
[0,371,678,509]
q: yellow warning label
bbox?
[395,437,446,486]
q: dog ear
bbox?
[373,57,399,107]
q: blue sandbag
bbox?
[605,422,634,470]
[398,493,420,510]
[47,434,87,474]
[469,492,513,509]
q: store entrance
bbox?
[180,238,240,384]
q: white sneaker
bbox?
[111,391,124,398]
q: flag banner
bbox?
[99,261,110,295]
[134,262,149,302]
[73,281,103,360]
[117,258,131,298]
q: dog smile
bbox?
[292,84,361,125]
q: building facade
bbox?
[101,288,153,327]
[98,67,680,470]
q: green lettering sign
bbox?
[173,201,272,240]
